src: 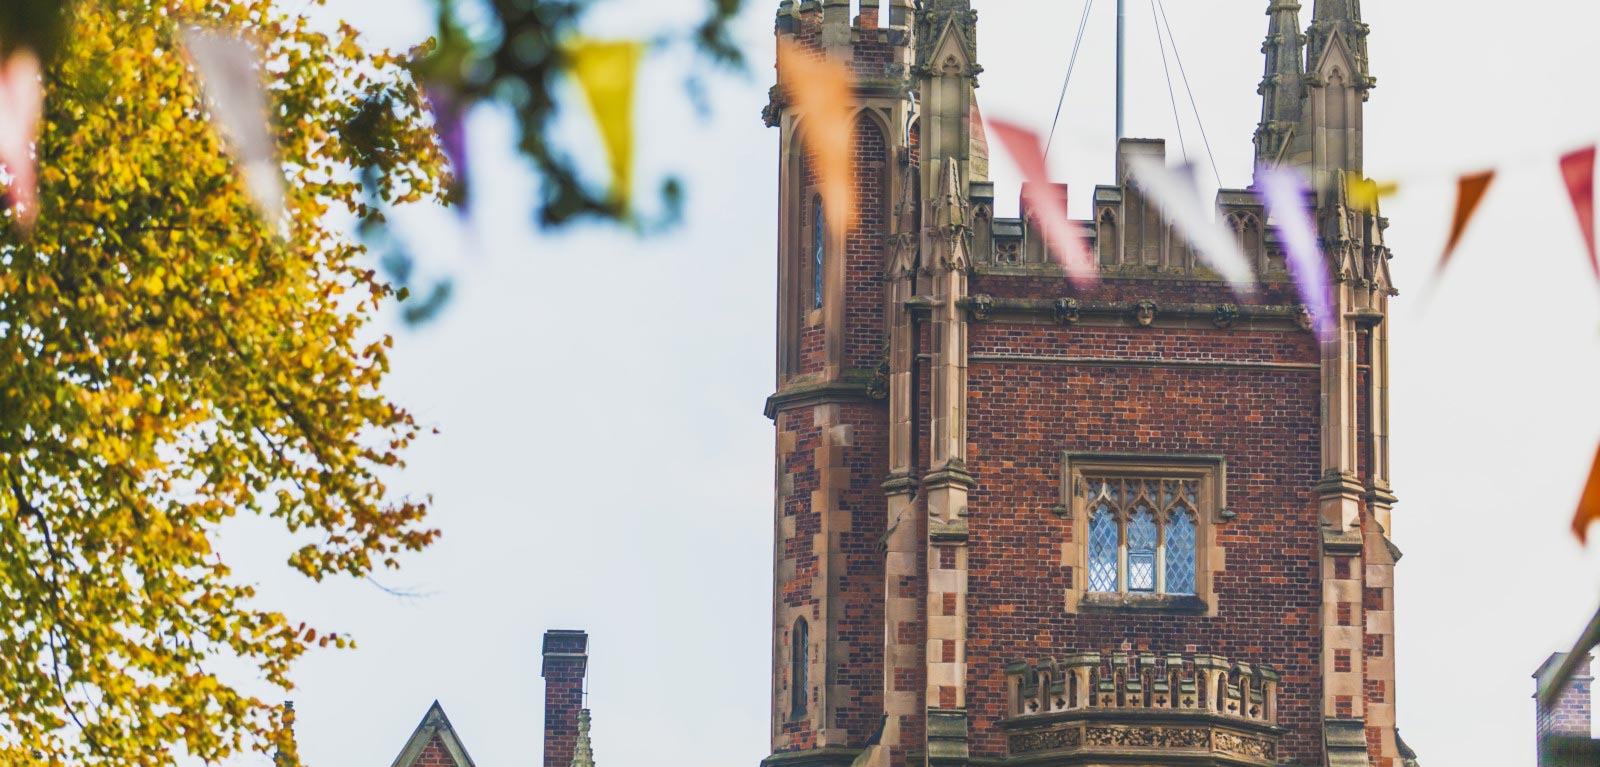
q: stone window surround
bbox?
[1060,453,1228,617]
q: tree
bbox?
[0,0,446,764]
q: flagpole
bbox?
[1116,0,1126,141]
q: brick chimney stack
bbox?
[1536,652,1594,765]
[542,630,588,767]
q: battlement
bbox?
[1005,651,1281,725]
[972,139,1288,293]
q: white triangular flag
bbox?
[1128,157,1256,296]
[181,27,283,227]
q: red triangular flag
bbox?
[987,119,1097,288]
[1561,146,1599,279]
[1572,440,1600,544]
[1439,170,1496,274]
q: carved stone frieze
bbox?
[1083,725,1210,750]
[1007,726,1082,755]
[1214,730,1276,761]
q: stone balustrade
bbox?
[1005,651,1280,726]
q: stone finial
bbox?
[570,709,596,767]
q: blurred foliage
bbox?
[0,0,447,763]
[420,0,741,225]
[355,0,745,325]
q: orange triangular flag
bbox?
[777,40,854,242]
[1572,440,1600,543]
[1561,146,1599,279]
[1439,170,1496,274]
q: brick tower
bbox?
[763,2,1409,766]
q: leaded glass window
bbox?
[1128,505,1157,592]
[813,199,825,310]
[1078,474,1206,598]
[1087,501,1119,593]
[1165,508,1197,595]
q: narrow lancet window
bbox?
[813,199,825,310]
[1128,505,1158,592]
[1087,495,1119,593]
[790,618,809,720]
[1165,509,1198,595]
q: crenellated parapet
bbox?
[1005,651,1281,725]
[999,652,1286,766]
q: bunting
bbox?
[1573,440,1600,544]
[776,40,855,242]
[1560,146,1598,279]
[1438,170,1495,276]
[181,28,283,227]
[1258,167,1336,342]
[567,39,646,211]
[987,119,1097,287]
[1128,156,1256,296]
[0,45,42,230]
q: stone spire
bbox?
[1254,1,1305,169]
[569,709,595,767]
[1306,0,1372,88]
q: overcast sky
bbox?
[224,2,1600,767]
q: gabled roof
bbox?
[389,701,479,767]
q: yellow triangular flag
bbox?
[1346,176,1398,214]
[567,39,645,210]
[777,39,855,242]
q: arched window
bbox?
[813,199,825,310]
[1127,505,1158,593]
[790,618,809,720]
[1073,470,1214,600]
[1087,491,1119,593]
[1165,508,1198,595]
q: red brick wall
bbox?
[773,401,888,753]
[961,317,1325,763]
[845,117,887,371]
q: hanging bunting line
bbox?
[987,118,1098,288]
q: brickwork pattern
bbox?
[542,634,586,767]
[962,321,1324,764]
[410,736,456,767]
[845,117,887,371]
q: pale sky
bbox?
[223,2,1600,767]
